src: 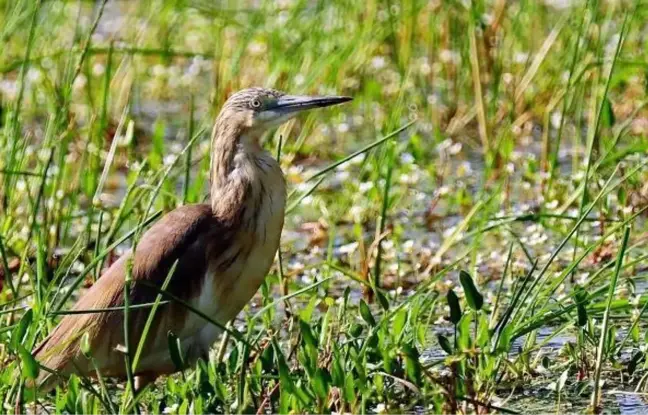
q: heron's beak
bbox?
[272,95,353,114]
[256,94,352,129]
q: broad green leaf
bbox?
[12,309,32,350]
[459,270,483,310]
[376,290,390,311]
[447,290,462,324]
[476,313,491,347]
[298,348,316,376]
[437,334,453,354]
[17,344,39,380]
[374,372,384,395]
[228,344,239,375]
[319,306,333,346]
[392,309,408,340]
[300,319,318,349]
[276,348,295,394]
[417,324,426,345]
[344,373,355,404]
[457,313,473,350]
[618,187,627,205]
[602,97,615,128]
[402,343,422,384]
[366,332,378,349]
[350,323,363,337]
[299,296,318,322]
[293,379,313,405]
[496,325,514,353]
[311,368,331,399]
[261,345,274,373]
[359,299,376,326]
[331,352,344,386]
[382,353,395,374]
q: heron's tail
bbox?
[29,322,88,393]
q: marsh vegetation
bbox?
[1,0,648,413]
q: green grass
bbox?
[1,0,648,413]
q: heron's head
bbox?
[217,87,352,137]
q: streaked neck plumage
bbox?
[209,113,285,228]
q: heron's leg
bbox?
[134,373,157,392]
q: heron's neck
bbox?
[209,123,279,224]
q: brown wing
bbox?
[33,203,228,390]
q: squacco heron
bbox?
[32,87,351,391]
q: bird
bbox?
[32,87,352,392]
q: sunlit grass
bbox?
[1,0,647,413]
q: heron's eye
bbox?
[250,99,262,109]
